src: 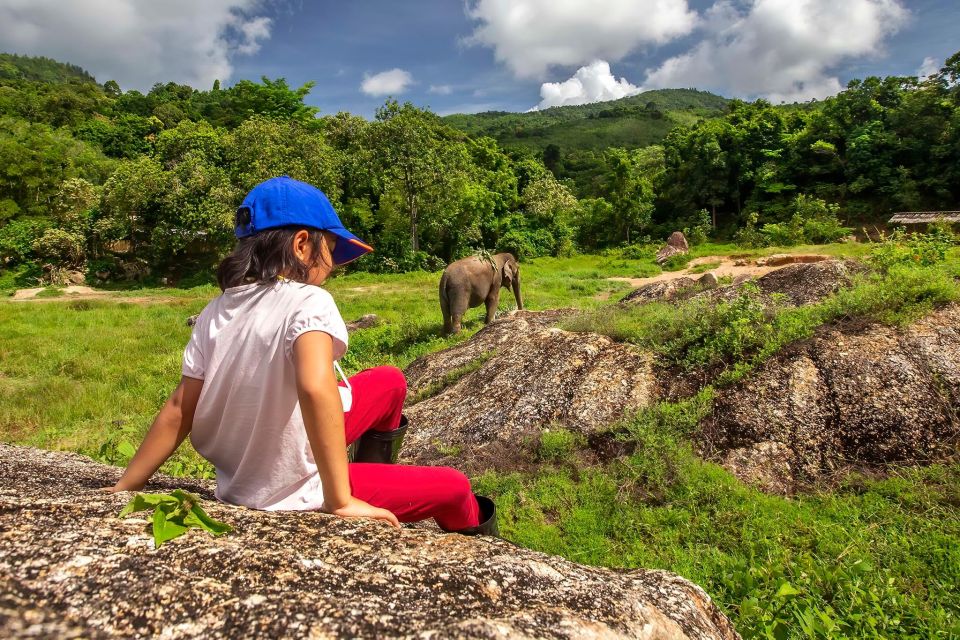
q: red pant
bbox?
[342,366,480,530]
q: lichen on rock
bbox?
[0,444,739,639]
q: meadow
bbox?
[2,242,959,639]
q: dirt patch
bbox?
[608,253,832,289]
[8,286,180,305]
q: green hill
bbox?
[0,53,96,84]
[442,88,729,154]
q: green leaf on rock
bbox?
[117,440,137,458]
[119,490,233,548]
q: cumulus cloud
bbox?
[360,69,414,96]
[643,0,909,103]
[917,56,940,80]
[0,0,273,90]
[465,0,698,78]
[534,60,641,109]
[428,84,453,95]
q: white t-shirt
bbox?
[182,280,349,511]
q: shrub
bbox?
[32,227,86,267]
[683,209,712,246]
[870,227,954,273]
[0,217,51,264]
[738,195,851,248]
[537,428,584,462]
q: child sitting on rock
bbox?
[109,176,496,535]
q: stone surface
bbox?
[620,278,697,305]
[655,232,689,265]
[403,311,657,471]
[345,313,381,331]
[706,304,960,490]
[0,444,739,640]
[697,273,719,289]
[754,259,864,306]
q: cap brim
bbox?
[328,228,373,265]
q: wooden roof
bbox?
[889,211,960,224]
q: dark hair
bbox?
[216,215,333,290]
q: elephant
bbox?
[439,253,523,335]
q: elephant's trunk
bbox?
[512,275,523,310]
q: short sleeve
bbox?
[182,324,205,380]
[285,289,349,360]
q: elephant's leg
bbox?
[484,291,500,324]
[440,292,452,336]
[451,311,464,334]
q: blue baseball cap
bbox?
[236,176,373,265]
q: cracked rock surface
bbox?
[0,444,739,639]
[403,310,657,471]
[708,304,960,493]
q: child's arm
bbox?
[293,331,399,528]
[107,376,203,492]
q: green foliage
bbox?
[0,216,50,263]
[119,490,232,548]
[442,88,730,154]
[683,209,712,246]
[758,195,852,247]
[410,351,496,403]
[869,227,955,272]
[32,227,85,266]
[537,428,584,462]
[478,458,960,639]
[563,262,960,379]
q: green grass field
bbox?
[2,243,959,638]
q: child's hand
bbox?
[323,497,400,529]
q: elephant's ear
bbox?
[502,261,515,285]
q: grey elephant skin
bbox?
[439,252,523,334]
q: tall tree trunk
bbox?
[711,203,717,229]
[409,197,419,253]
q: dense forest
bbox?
[0,51,958,285]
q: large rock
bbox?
[754,259,864,306]
[404,311,657,471]
[0,444,739,640]
[620,278,698,305]
[707,304,960,492]
[655,232,689,265]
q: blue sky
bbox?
[1,0,957,117]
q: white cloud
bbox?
[428,84,453,95]
[465,0,698,78]
[360,68,414,96]
[917,56,940,80]
[643,0,909,103]
[534,60,641,109]
[0,0,273,90]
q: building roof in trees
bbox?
[889,212,960,224]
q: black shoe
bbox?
[349,415,408,464]
[449,495,499,537]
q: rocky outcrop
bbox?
[754,259,864,306]
[403,259,959,492]
[706,304,960,493]
[620,277,697,305]
[403,311,657,471]
[655,232,689,265]
[0,444,739,640]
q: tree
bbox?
[369,100,464,253]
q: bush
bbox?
[0,217,51,264]
[870,227,954,273]
[619,243,657,260]
[737,195,851,248]
[683,209,712,246]
[32,227,86,267]
[537,428,584,462]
